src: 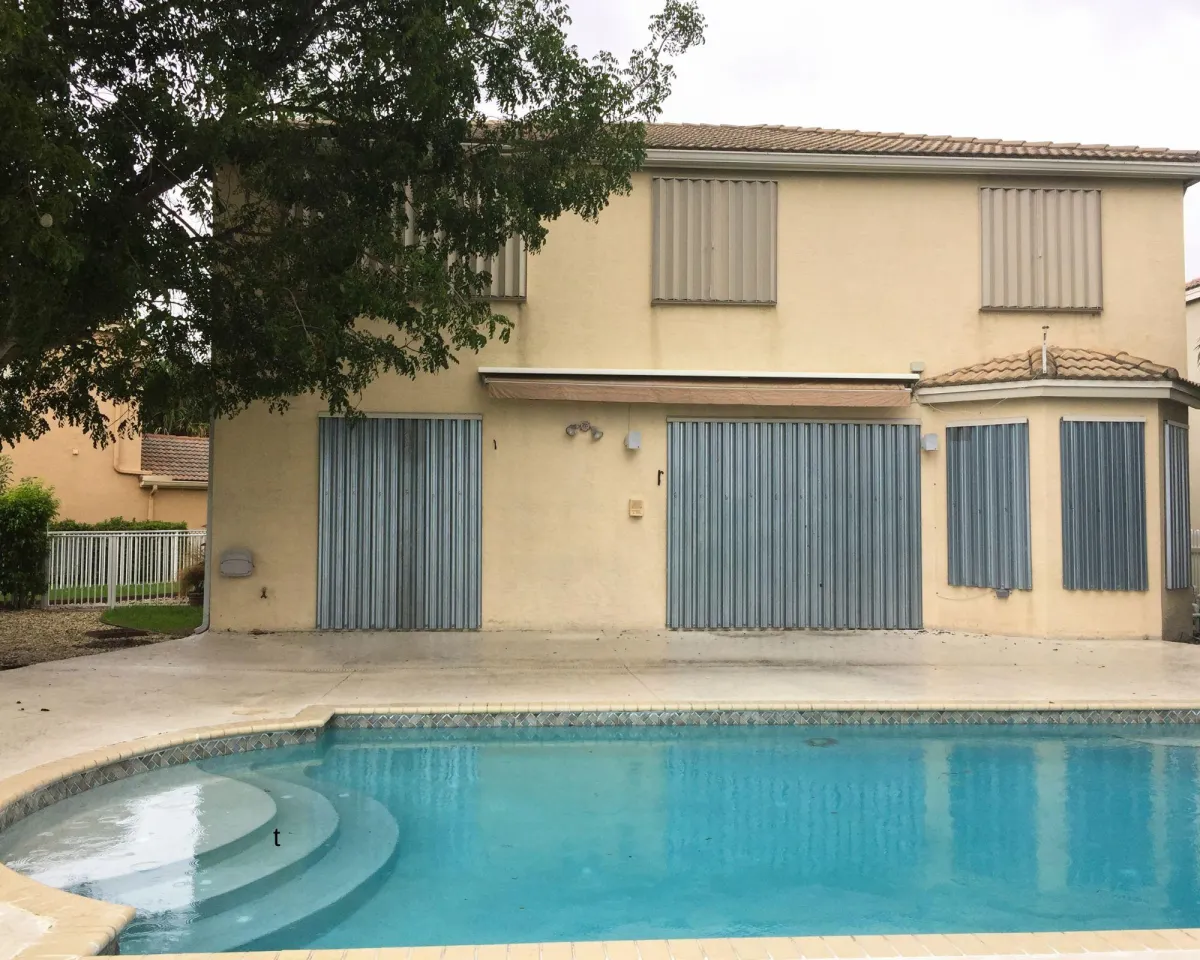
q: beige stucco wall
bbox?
[496,172,1185,377]
[210,169,1190,639]
[2,402,207,527]
[211,365,1191,640]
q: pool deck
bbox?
[7,627,1200,778]
[8,628,1200,960]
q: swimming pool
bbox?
[4,722,1200,953]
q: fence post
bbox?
[106,535,118,609]
[42,538,51,610]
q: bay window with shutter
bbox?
[946,421,1033,590]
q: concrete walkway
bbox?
[4,628,1200,777]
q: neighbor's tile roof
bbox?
[920,347,1181,388]
[1187,277,1200,291]
[644,123,1200,162]
[140,434,209,482]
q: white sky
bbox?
[567,0,1200,281]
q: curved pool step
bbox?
[82,773,340,917]
[0,766,277,890]
[119,783,399,954]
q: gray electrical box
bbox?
[625,431,642,450]
[219,548,254,578]
[920,433,939,452]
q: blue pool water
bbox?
[5,724,1200,952]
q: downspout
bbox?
[196,417,215,635]
[147,483,157,521]
[111,413,143,475]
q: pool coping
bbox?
[9,700,1200,960]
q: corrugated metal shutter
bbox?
[1060,419,1146,591]
[667,420,922,629]
[946,421,1032,590]
[401,200,526,300]
[652,178,777,303]
[1164,421,1191,590]
[473,235,526,300]
[980,187,1102,310]
[317,416,482,629]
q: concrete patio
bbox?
[5,627,1200,777]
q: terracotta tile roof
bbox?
[644,123,1200,162]
[919,346,1181,388]
[140,434,209,482]
[1187,277,1200,291]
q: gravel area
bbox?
[0,609,171,670]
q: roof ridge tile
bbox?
[919,345,1182,388]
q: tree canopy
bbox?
[0,0,704,445]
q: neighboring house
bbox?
[4,401,208,527]
[1187,278,1200,525]
[210,123,1200,640]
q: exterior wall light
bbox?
[566,421,603,440]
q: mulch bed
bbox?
[0,609,170,670]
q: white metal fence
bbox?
[44,530,206,608]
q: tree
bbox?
[1,0,704,446]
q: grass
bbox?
[46,582,178,603]
[101,604,203,635]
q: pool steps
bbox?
[87,770,340,920]
[0,765,278,886]
[116,762,400,953]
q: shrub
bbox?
[50,517,188,531]
[0,479,59,608]
[0,454,11,493]
[179,559,205,601]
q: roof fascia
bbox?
[643,148,1200,183]
[915,379,1200,407]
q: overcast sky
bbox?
[567,0,1200,282]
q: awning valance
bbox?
[479,368,915,408]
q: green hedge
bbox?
[50,517,188,531]
[0,479,59,608]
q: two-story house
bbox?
[5,400,209,527]
[208,123,1200,641]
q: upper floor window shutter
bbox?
[400,196,526,301]
[980,187,1102,311]
[472,235,526,301]
[652,178,777,304]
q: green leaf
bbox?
[0,0,705,444]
